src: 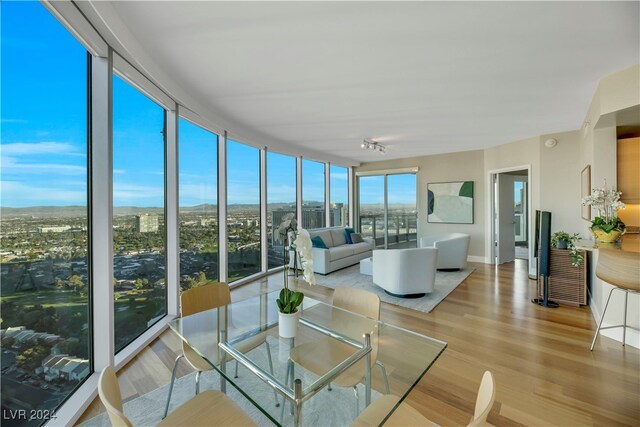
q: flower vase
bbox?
[590,228,623,243]
[278,311,300,338]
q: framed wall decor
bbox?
[581,164,591,221]
[427,181,474,224]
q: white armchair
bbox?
[420,233,470,271]
[372,248,438,298]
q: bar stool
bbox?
[590,248,640,351]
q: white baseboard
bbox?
[467,255,490,264]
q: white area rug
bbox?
[81,336,379,427]
[315,265,474,313]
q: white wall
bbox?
[355,150,486,260]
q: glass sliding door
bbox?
[113,75,167,353]
[267,152,297,269]
[178,118,218,291]
[227,140,261,281]
[302,160,325,229]
[358,173,417,249]
[1,2,91,419]
[358,176,385,248]
[387,174,418,248]
[330,165,349,227]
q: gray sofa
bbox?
[306,227,375,274]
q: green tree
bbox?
[15,340,51,372]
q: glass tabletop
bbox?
[168,291,447,427]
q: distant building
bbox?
[38,226,71,233]
[302,205,325,229]
[135,214,159,233]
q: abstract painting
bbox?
[427,181,474,224]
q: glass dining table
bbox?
[168,290,447,427]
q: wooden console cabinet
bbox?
[537,248,588,306]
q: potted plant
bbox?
[551,231,583,267]
[551,231,577,249]
[581,180,626,243]
[275,215,315,338]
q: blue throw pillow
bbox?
[344,227,356,244]
[311,236,328,249]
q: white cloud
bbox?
[1,156,86,175]
[1,141,82,156]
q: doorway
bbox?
[489,166,533,274]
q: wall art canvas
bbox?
[427,181,474,224]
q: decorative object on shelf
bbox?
[550,231,583,267]
[275,214,315,338]
[581,180,626,243]
[427,181,474,224]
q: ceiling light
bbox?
[361,139,386,153]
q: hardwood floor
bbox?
[77,260,640,426]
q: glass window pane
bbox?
[387,174,417,248]
[302,160,325,229]
[358,176,385,248]
[113,75,166,353]
[1,1,91,421]
[179,119,218,290]
[227,140,261,281]
[267,152,297,269]
[330,165,349,227]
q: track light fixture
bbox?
[361,139,386,153]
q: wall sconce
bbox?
[361,139,386,153]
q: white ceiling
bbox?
[81,1,639,165]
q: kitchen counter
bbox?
[575,233,640,253]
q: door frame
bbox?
[486,164,534,276]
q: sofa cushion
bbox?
[311,236,328,249]
[330,228,347,246]
[350,233,364,243]
[329,245,355,261]
[351,241,372,255]
[344,227,356,244]
[309,229,334,247]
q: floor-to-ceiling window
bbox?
[178,118,218,290]
[0,1,91,421]
[267,152,297,269]
[358,173,417,248]
[227,140,261,281]
[358,176,385,247]
[330,165,349,227]
[387,174,417,247]
[112,75,167,352]
[302,160,326,229]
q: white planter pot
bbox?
[278,311,300,338]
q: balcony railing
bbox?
[359,213,418,248]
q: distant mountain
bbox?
[1,206,89,218]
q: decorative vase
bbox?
[556,241,568,249]
[590,227,623,243]
[278,311,300,338]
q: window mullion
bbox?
[91,50,115,370]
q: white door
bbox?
[496,174,516,264]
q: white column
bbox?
[260,147,268,272]
[91,50,114,370]
[348,167,355,227]
[325,162,331,227]
[165,106,179,316]
[218,132,228,282]
[297,156,303,227]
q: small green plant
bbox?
[276,288,304,314]
[551,231,583,267]
[551,231,578,248]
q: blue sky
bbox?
[359,174,416,207]
[1,1,87,208]
[1,2,351,209]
